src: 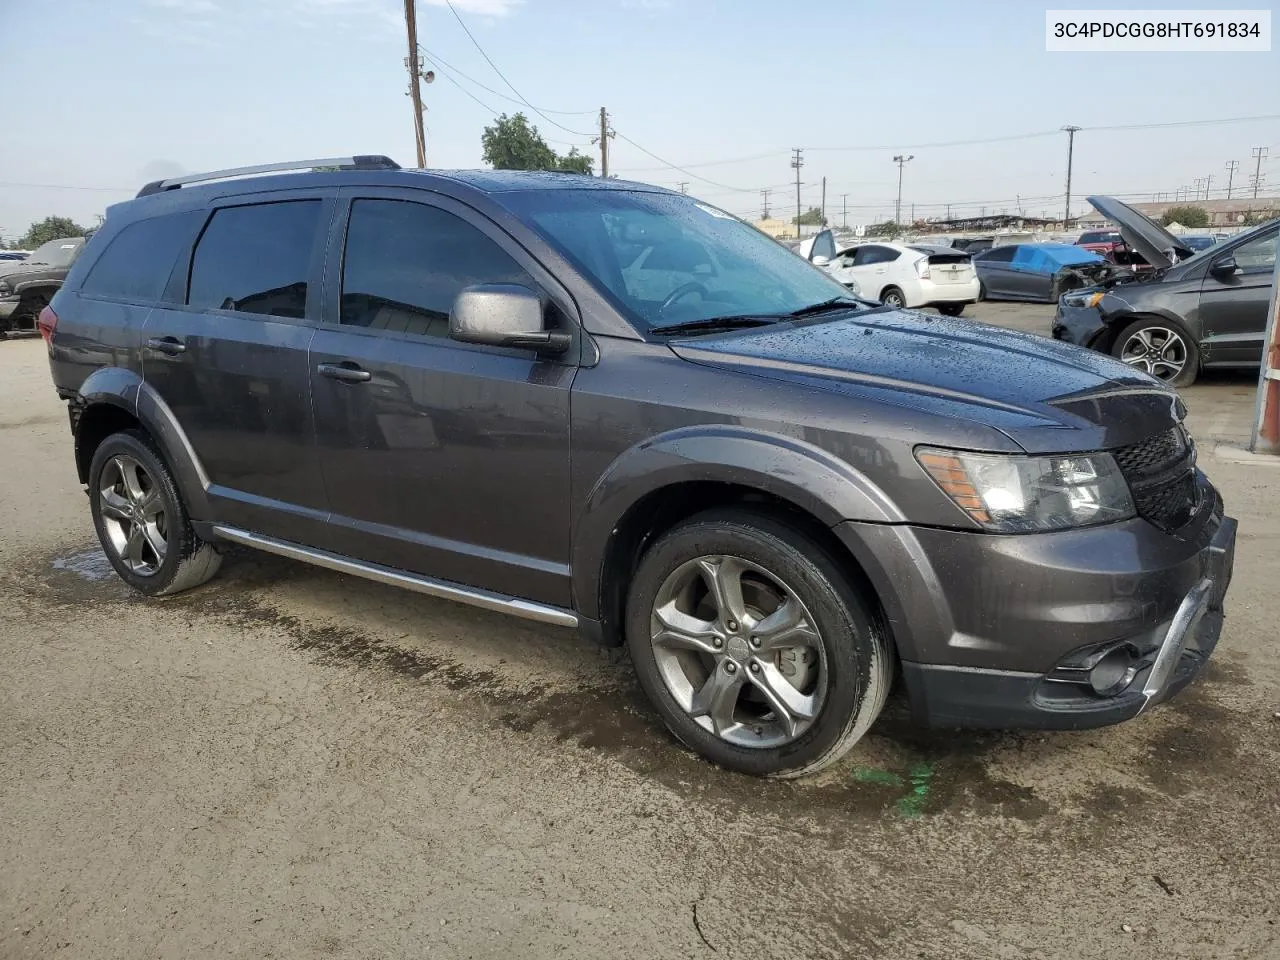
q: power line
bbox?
[612,131,759,192]
[443,0,593,138]
[417,45,594,116]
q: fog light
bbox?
[1089,644,1140,696]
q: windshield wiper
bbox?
[648,315,782,336]
[785,296,862,318]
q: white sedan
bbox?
[826,242,980,315]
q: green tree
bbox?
[1241,209,1280,226]
[1160,205,1209,228]
[481,113,593,175]
[19,216,88,249]
[792,206,827,227]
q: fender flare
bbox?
[76,366,212,519]
[11,278,63,299]
[571,424,904,621]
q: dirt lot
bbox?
[3,307,1279,960]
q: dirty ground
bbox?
[2,306,1278,959]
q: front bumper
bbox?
[1052,300,1108,348]
[834,475,1237,730]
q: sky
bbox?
[1,0,1279,242]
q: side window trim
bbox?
[326,185,582,334]
[165,188,337,326]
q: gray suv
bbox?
[43,156,1237,778]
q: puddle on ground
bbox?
[50,548,115,581]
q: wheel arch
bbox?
[572,426,904,647]
[1101,310,1200,359]
[75,367,212,519]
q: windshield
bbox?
[27,238,82,267]
[503,190,855,334]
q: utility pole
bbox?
[893,154,913,226]
[821,176,827,227]
[1203,173,1213,200]
[910,202,915,223]
[1225,160,1240,199]
[945,203,952,220]
[677,182,688,195]
[598,107,613,178]
[790,148,804,238]
[841,193,849,229]
[1062,125,1081,224]
[1251,147,1268,198]
[403,0,426,168]
[760,188,771,219]
[1193,177,1207,201]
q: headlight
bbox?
[846,278,861,295]
[1062,290,1104,309]
[0,281,11,296]
[916,447,1134,532]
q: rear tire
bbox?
[88,430,222,597]
[1111,317,1200,388]
[880,287,905,308]
[937,303,965,317]
[625,509,892,778]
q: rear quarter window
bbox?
[79,211,202,302]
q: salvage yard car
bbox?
[42,157,1236,778]
[826,241,979,314]
[0,237,85,335]
[973,242,1120,303]
[1054,195,1277,386]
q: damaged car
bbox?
[973,242,1122,303]
[1054,196,1277,387]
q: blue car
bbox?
[1181,235,1219,252]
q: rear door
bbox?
[307,188,578,606]
[141,190,332,543]
[1198,225,1278,364]
[974,246,1016,297]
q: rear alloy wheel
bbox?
[626,510,891,778]
[1113,318,1199,387]
[89,430,222,596]
[880,287,905,308]
[937,303,966,317]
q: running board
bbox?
[210,525,578,628]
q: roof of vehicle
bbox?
[991,242,1103,271]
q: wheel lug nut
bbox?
[750,636,760,648]
[749,662,760,674]
[712,637,723,648]
[726,620,738,632]
[724,661,737,674]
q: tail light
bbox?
[915,258,931,280]
[37,304,58,345]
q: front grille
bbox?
[1113,427,1199,532]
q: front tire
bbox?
[625,510,891,778]
[1111,317,1200,387]
[89,430,222,596]
[937,303,966,317]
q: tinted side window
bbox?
[979,246,1016,263]
[80,211,201,302]
[340,199,534,338]
[188,200,322,318]
[811,231,837,261]
[1230,229,1277,273]
[854,246,898,266]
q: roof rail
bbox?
[135,155,401,198]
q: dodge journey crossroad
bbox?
[42,156,1237,777]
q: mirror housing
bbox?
[811,255,831,268]
[449,284,570,354]
[1210,255,1241,279]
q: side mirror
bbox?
[449,284,571,354]
[811,255,831,268]
[1210,255,1241,279]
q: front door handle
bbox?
[317,361,372,383]
[144,336,186,356]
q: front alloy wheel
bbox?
[650,555,827,748]
[1119,326,1188,380]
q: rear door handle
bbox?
[144,336,186,356]
[317,361,372,383]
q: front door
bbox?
[142,192,332,543]
[1198,226,1277,364]
[308,190,578,606]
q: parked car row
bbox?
[0,237,85,335]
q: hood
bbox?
[0,258,57,282]
[1086,196,1193,269]
[671,308,1182,452]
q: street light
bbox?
[893,154,913,227]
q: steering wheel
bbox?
[660,282,709,312]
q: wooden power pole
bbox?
[599,108,611,178]
[403,0,426,168]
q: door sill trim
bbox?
[210,524,579,628]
